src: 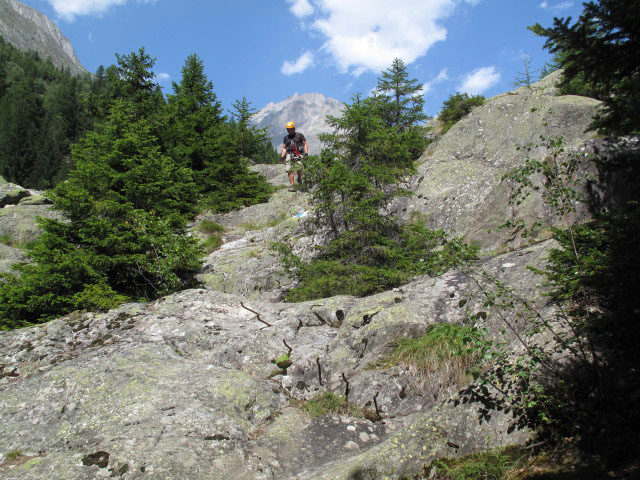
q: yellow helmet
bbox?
[286,121,295,129]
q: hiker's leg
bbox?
[288,171,295,185]
[297,170,303,184]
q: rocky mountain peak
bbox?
[253,92,344,154]
[0,0,86,75]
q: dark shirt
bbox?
[283,132,306,153]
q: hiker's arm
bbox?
[303,140,308,155]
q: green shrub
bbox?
[275,223,477,302]
[438,93,485,134]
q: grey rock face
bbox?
[197,187,314,302]
[399,72,601,253]
[0,242,25,273]
[0,204,64,245]
[0,0,87,75]
[253,93,344,155]
[0,184,30,207]
[0,240,552,479]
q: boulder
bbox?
[0,185,30,207]
[0,204,65,246]
[0,243,26,274]
[398,72,601,253]
[0,240,553,479]
[250,164,291,187]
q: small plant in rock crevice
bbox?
[298,392,363,418]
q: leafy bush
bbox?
[438,93,485,134]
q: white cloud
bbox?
[539,1,574,10]
[281,51,315,75]
[286,0,314,17]
[155,72,171,84]
[420,68,449,95]
[458,66,501,95]
[294,0,482,76]
[46,0,156,22]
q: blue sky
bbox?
[25,0,584,116]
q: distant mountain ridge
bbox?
[0,0,86,75]
[253,92,344,154]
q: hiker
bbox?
[280,121,308,191]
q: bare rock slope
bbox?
[400,71,601,253]
[0,0,86,75]
[0,239,550,479]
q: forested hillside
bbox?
[0,47,273,327]
[0,37,93,188]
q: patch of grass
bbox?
[197,220,225,235]
[299,392,362,418]
[373,323,483,381]
[5,450,22,461]
[202,234,223,253]
[429,446,526,480]
[0,234,36,250]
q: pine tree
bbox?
[529,0,640,134]
[0,99,202,328]
[164,53,224,172]
[164,54,272,213]
[276,59,474,301]
[374,58,428,130]
[103,47,165,119]
[228,96,268,160]
[0,69,43,184]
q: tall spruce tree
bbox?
[165,54,272,213]
[374,58,428,130]
[278,59,474,301]
[228,96,267,160]
[103,47,165,120]
[0,99,202,328]
[530,0,640,134]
